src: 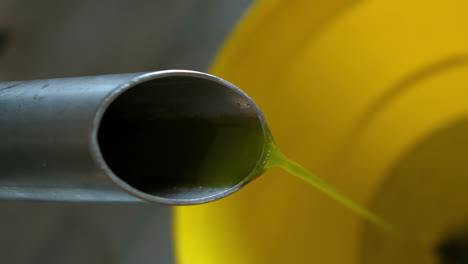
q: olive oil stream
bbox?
[262,141,434,254]
[263,142,394,233]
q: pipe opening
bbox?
[97,74,265,202]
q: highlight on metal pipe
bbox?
[0,70,271,205]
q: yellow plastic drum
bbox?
[175,0,468,263]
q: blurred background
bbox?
[0,1,251,263]
[7,1,468,264]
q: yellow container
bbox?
[175,0,468,263]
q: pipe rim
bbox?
[89,70,270,205]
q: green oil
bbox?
[264,141,394,233]
[98,75,393,232]
[265,142,436,253]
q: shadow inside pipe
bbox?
[97,76,265,201]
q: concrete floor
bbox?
[0,1,251,263]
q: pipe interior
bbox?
[97,75,265,201]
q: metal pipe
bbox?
[0,70,270,205]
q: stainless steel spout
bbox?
[0,70,270,205]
